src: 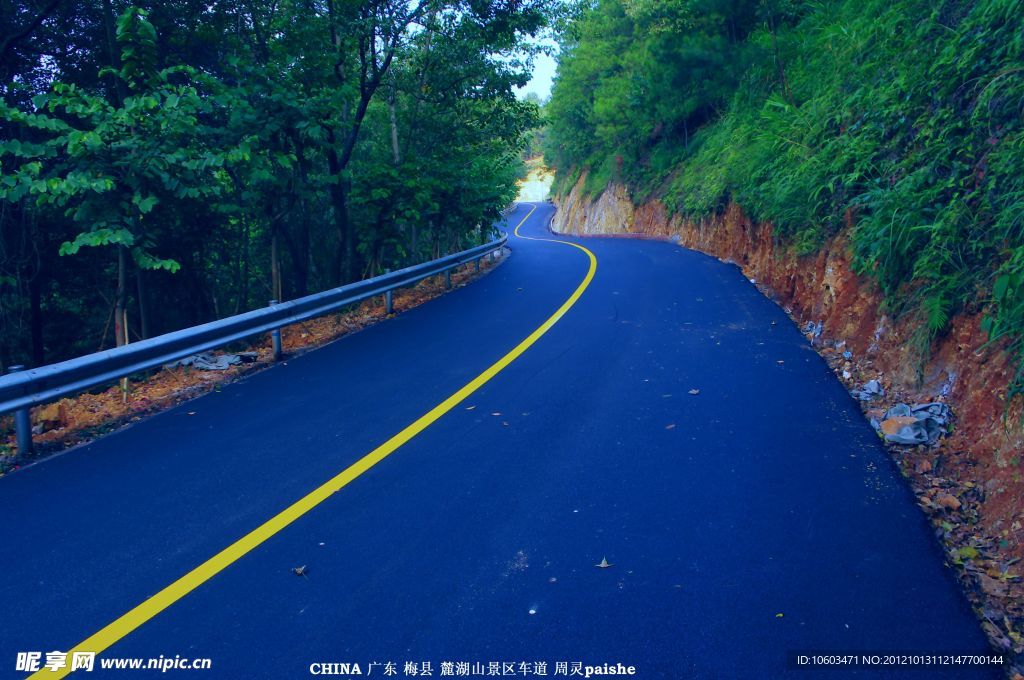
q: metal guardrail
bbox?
[1,233,508,456]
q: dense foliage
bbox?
[0,0,548,367]
[545,0,1024,393]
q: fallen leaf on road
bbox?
[979,573,1009,597]
[936,494,962,511]
[466,406,476,411]
[958,546,979,561]
[776,613,784,618]
[688,389,700,395]
[292,565,308,577]
[187,411,196,416]
[665,424,676,430]
[595,557,613,569]
[491,412,502,416]
[881,416,917,436]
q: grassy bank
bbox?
[544,0,1024,395]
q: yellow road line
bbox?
[33,202,597,678]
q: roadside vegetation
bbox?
[0,0,551,369]
[543,0,1024,395]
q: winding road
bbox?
[0,203,997,678]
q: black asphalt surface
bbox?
[0,203,998,678]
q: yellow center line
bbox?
[33,202,597,678]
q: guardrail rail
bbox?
[0,233,508,457]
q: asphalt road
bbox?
[0,203,998,678]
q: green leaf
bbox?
[59,228,135,255]
[132,248,180,272]
[957,546,979,561]
[133,193,158,214]
[981,316,995,337]
[993,275,1011,302]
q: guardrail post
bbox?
[8,365,32,458]
[475,258,481,273]
[445,269,452,290]
[268,300,283,361]
[384,269,394,315]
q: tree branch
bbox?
[0,0,64,67]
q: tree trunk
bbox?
[291,142,312,296]
[28,264,43,366]
[234,216,249,314]
[325,1,354,285]
[115,244,128,401]
[240,218,250,312]
[100,0,127,104]
[325,136,354,285]
[387,88,405,271]
[405,9,437,160]
[271,221,282,302]
[136,266,149,339]
[114,245,127,347]
[290,219,310,297]
[323,0,403,285]
[388,90,402,165]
